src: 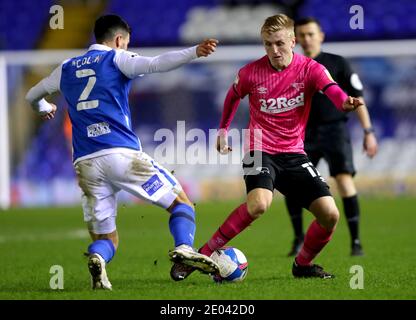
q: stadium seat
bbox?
[0,0,52,50]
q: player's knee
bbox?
[247,200,270,219]
[247,189,273,219]
[167,193,194,213]
[324,207,339,230]
[310,196,339,231]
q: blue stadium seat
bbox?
[106,0,218,46]
[0,0,51,50]
[298,0,416,41]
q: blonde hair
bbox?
[261,14,295,37]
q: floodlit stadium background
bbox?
[1,0,415,208]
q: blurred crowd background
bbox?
[1,0,415,206]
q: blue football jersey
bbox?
[60,48,141,161]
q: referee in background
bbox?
[285,17,378,256]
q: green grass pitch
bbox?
[0,197,415,299]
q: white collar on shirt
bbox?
[88,43,113,51]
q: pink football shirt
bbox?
[221,53,336,154]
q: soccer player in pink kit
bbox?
[212,13,364,279]
[171,14,364,280]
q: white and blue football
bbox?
[210,247,248,282]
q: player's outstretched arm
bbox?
[25,65,61,120]
[115,39,219,78]
[216,85,241,154]
[313,63,361,112]
[323,84,361,112]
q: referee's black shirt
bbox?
[308,52,364,126]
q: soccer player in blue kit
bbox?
[26,15,219,290]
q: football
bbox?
[210,247,248,282]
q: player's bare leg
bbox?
[168,191,219,281]
[308,196,339,231]
[292,196,339,278]
[246,188,274,219]
[199,188,272,259]
[335,174,356,197]
[89,230,119,248]
[335,173,363,256]
[87,230,118,290]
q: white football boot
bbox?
[88,253,112,290]
[168,244,219,275]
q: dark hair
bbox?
[294,17,322,30]
[94,14,131,43]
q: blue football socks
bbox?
[88,239,116,263]
[169,203,196,247]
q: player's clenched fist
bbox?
[216,130,232,154]
[40,103,57,120]
[342,96,364,111]
[196,39,219,57]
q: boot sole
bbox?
[169,251,219,274]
